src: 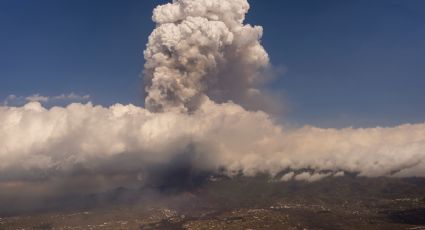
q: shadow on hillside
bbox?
[385,208,425,225]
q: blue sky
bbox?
[0,0,424,127]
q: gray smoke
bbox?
[144,0,270,112]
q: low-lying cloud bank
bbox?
[1,100,424,184]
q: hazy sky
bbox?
[0,0,424,127]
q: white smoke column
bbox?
[144,0,269,112]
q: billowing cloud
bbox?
[1,100,424,183]
[144,0,271,112]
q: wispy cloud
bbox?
[2,93,91,106]
[25,94,50,103]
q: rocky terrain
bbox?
[1,174,425,229]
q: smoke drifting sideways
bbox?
[0,0,425,213]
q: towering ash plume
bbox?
[0,0,425,205]
[144,0,269,112]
